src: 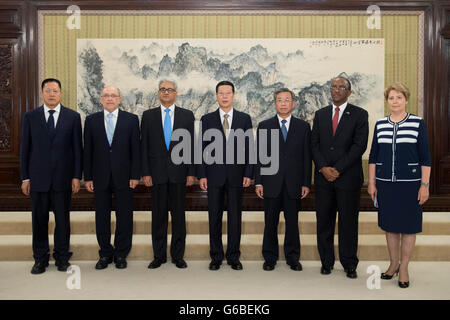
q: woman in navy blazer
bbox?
[368,83,431,288]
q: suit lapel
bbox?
[214,109,226,138]
[325,105,333,138]
[38,106,47,132]
[169,106,182,150]
[111,109,124,147]
[285,116,297,146]
[54,105,66,138]
[98,111,110,147]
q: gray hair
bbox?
[158,79,178,91]
[274,88,296,102]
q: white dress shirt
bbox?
[331,101,348,123]
[44,104,61,126]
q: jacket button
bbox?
[330,147,334,151]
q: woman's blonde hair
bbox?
[384,83,410,101]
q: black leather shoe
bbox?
[228,260,243,270]
[398,281,410,288]
[209,261,221,271]
[263,262,275,271]
[288,262,303,271]
[31,261,49,275]
[320,266,332,275]
[95,256,113,270]
[148,258,167,269]
[172,259,187,269]
[114,257,127,269]
[345,268,358,279]
[55,260,71,272]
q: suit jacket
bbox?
[196,108,254,187]
[255,115,312,199]
[20,105,83,192]
[141,105,195,184]
[84,109,140,190]
[311,103,369,189]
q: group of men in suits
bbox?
[20,76,368,279]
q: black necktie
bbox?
[47,109,56,138]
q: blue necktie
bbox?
[164,108,172,150]
[47,110,56,138]
[281,119,288,142]
[106,113,114,146]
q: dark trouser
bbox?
[94,179,134,259]
[31,190,72,263]
[315,185,360,270]
[207,184,243,264]
[262,183,301,265]
[151,182,186,261]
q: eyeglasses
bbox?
[276,99,293,103]
[330,86,348,91]
[159,87,176,93]
[43,89,60,94]
[101,94,120,98]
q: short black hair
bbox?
[41,78,62,91]
[216,80,235,93]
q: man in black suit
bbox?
[20,78,83,274]
[141,80,195,269]
[197,81,254,271]
[84,85,140,270]
[311,77,369,278]
[255,88,312,271]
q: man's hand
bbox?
[186,176,195,187]
[243,177,251,188]
[255,185,264,199]
[129,179,139,189]
[301,186,310,199]
[85,181,94,193]
[320,167,339,182]
[143,176,153,187]
[199,178,208,191]
[72,178,81,194]
[21,180,30,196]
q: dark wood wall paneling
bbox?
[0,0,449,211]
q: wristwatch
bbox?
[421,181,429,187]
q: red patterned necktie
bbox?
[332,107,340,136]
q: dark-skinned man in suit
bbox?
[20,78,82,274]
[255,88,312,271]
[311,77,369,279]
[197,81,254,271]
[84,85,140,270]
[141,80,195,269]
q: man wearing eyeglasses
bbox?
[311,77,369,279]
[254,88,312,271]
[84,85,140,270]
[141,80,195,269]
[20,78,82,274]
